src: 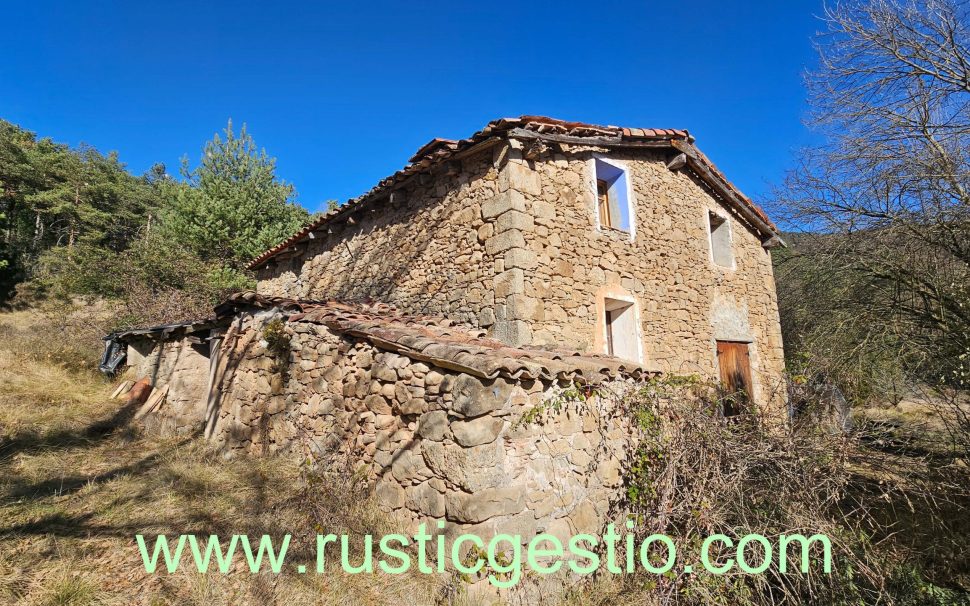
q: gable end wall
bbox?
[504,141,786,407]
[256,146,514,332]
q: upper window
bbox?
[594,159,632,232]
[708,211,734,268]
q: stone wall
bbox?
[255,147,506,332]
[201,312,633,543]
[488,143,787,409]
[125,336,211,436]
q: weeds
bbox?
[2,309,966,605]
[618,377,877,603]
[261,318,291,377]
[513,375,967,605]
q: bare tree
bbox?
[773,0,969,448]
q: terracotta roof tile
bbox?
[409,138,459,162]
[111,291,661,384]
[209,292,658,384]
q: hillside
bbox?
[0,309,447,606]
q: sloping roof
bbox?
[247,115,781,269]
[291,304,655,384]
[229,292,655,383]
[112,291,657,384]
[107,319,219,341]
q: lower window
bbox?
[604,298,639,362]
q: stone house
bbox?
[107,115,786,552]
[251,115,786,408]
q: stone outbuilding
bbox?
[112,291,652,541]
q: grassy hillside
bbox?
[0,310,444,606]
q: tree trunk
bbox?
[67,184,79,249]
[32,211,43,251]
[2,189,15,245]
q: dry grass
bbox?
[0,305,109,373]
[0,311,451,606]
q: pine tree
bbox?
[159,120,310,268]
[0,119,172,300]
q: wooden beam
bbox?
[272,241,308,260]
[761,235,786,249]
[134,384,169,420]
[204,334,226,440]
[508,127,674,149]
[110,380,133,399]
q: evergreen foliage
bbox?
[0,119,165,299]
[0,118,310,324]
[157,120,309,269]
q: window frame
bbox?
[596,178,612,227]
[599,294,644,363]
[588,155,636,241]
[706,209,736,270]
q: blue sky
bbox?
[0,0,824,213]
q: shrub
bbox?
[14,234,254,331]
[261,318,291,376]
[566,375,928,605]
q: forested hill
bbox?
[0,119,311,322]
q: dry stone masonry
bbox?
[215,312,634,541]
[116,294,647,544]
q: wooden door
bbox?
[716,341,753,416]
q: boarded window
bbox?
[708,212,733,268]
[594,159,631,232]
[716,340,753,416]
[604,298,639,361]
